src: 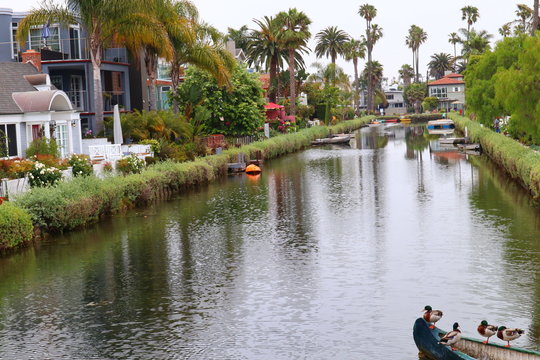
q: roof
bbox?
[264,102,284,110]
[445,73,463,78]
[12,90,73,113]
[428,77,465,86]
[0,62,39,114]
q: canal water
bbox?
[0,125,539,359]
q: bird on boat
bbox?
[423,305,443,329]
[477,320,498,344]
[439,322,462,351]
[497,326,524,347]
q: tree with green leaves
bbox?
[461,5,480,41]
[227,25,250,53]
[275,8,312,117]
[17,0,171,132]
[460,29,492,60]
[314,26,350,64]
[404,82,426,113]
[173,64,265,136]
[428,53,453,79]
[399,64,414,87]
[405,25,427,82]
[516,4,533,33]
[307,62,350,90]
[448,32,460,61]
[343,38,365,112]
[499,23,512,37]
[359,3,382,113]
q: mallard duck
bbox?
[497,326,524,347]
[439,322,462,351]
[423,305,443,329]
[477,320,498,344]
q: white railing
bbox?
[88,144,123,162]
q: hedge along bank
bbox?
[449,113,540,201]
[3,116,373,246]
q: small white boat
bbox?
[427,119,455,135]
[311,134,352,145]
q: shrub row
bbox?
[9,116,373,237]
[449,113,540,200]
[0,202,34,251]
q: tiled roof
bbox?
[428,77,465,86]
[0,62,39,114]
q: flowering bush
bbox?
[28,162,63,187]
[68,154,93,177]
[116,154,145,175]
[83,129,96,138]
[103,161,114,174]
[5,159,34,179]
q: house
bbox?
[0,8,132,134]
[384,86,406,115]
[427,72,465,112]
[0,62,82,158]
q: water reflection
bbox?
[0,126,539,358]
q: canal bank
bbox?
[0,116,373,252]
[450,113,540,201]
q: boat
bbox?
[311,134,352,145]
[427,119,456,135]
[413,318,540,360]
[457,143,482,152]
[439,137,466,145]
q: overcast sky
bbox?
[7,0,528,84]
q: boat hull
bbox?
[413,318,474,360]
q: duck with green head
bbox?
[439,322,462,351]
[423,305,443,329]
[477,320,497,344]
[497,326,524,347]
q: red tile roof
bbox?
[445,73,463,78]
[428,76,465,86]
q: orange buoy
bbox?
[245,164,262,175]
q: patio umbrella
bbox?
[113,104,123,144]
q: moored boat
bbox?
[427,119,455,135]
[413,318,540,360]
[311,134,352,145]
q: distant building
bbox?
[427,72,465,112]
[384,86,406,115]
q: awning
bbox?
[264,102,284,110]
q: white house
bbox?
[0,61,82,158]
[427,72,465,112]
[384,85,407,115]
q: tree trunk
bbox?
[288,49,296,116]
[533,0,539,36]
[170,60,182,113]
[331,51,336,64]
[367,48,373,113]
[145,53,158,111]
[353,57,359,115]
[269,55,278,103]
[412,50,416,82]
[90,37,104,134]
[416,48,420,82]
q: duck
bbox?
[423,305,443,329]
[439,322,462,351]
[497,326,524,347]
[477,320,498,344]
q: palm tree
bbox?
[247,16,284,103]
[516,4,533,33]
[461,6,480,41]
[226,25,250,53]
[343,38,365,113]
[448,32,460,60]
[428,53,452,79]
[314,26,350,64]
[275,8,312,117]
[398,64,414,87]
[405,25,427,82]
[17,0,170,132]
[533,0,539,35]
[307,62,350,90]
[361,60,384,110]
[359,3,381,113]
[459,28,492,59]
[499,23,511,37]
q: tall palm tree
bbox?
[361,60,384,109]
[343,38,365,113]
[17,0,170,132]
[516,4,533,33]
[533,0,539,35]
[428,53,452,79]
[499,23,512,37]
[248,16,284,103]
[448,32,460,60]
[359,3,380,113]
[461,29,492,58]
[226,25,250,53]
[461,6,480,41]
[275,8,311,117]
[398,64,414,87]
[314,26,350,64]
[307,62,350,90]
[406,25,427,82]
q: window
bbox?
[157,60,172,80]
[453,87,461,92]
[0,124,18,157]
[69,75,84,110]
[55,124,69,158]
[29,25,60,52]
[11,25,19,59]
[430,87,447,98]
[50,75,63,90]
[69,27,81,59]
[386,94,394,100]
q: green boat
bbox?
[413,318,540,360]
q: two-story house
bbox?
[427,72,465,112]
[0,8,132,134]
[384,85,406,115]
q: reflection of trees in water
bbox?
[356,128,389,149]
[468,156,540,344]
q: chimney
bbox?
[21,49,42,72]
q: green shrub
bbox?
[139,139,161,154]
[25,137,59,158]
[69,154,93,177]
[116,155,145,175]
[28,162,63,187]
[0,202,33,250]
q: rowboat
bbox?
[413,318,540,360]
[457,143,482,152]
[427,119,455,135]
[311,134,352,145]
